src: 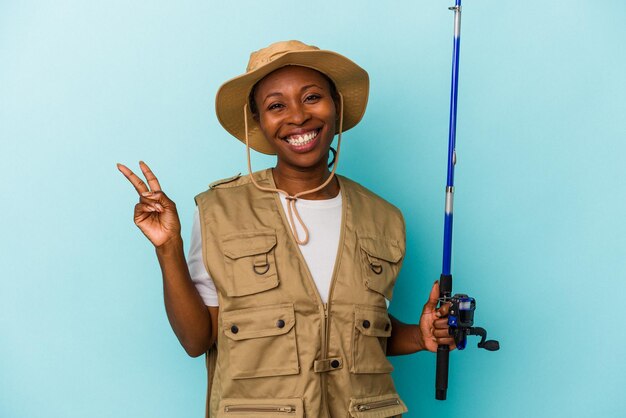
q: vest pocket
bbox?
[358,236,404,300]
[351,305,394,374]
[221,230,279,297]
[221,303,299,379]
[217,397,304,417]
[348,393,408,417]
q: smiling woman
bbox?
[118,40,455,418]
[253,66,338,167]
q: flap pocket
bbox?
[349,393,408,417]
[358,235,404,300]
[359,237,403,263]
[351,305,393,374]
[220,230,279,297]
[222,231,277,259]
[222,303,295,341]
[220,304,300,379]
[218,397,304,417]
[354,306,392,338]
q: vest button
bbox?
[231,325,239,334]
[276,319,285,328]
[331,359,340,369]
[362,320,371,329]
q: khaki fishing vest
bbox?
[195,169,409,418]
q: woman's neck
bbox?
[272,164,340,199]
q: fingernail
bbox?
[141,192,153,197]
[155,203,163,211]
[435,312,441,318]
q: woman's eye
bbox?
[268,103,284,111]
[305,94,321,102]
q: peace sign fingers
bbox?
[117,162,151,195]
[117,161,182,248]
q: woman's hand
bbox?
[117,161,181,248]
[418,281,457,353]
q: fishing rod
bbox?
[435,0,500,401]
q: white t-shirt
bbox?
[188,193,343,307]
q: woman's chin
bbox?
[278,150,331,171]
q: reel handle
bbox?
[469,326,500,351]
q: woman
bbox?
[118,40,454,418]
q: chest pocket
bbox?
[358,236,404,300]
[221,230,279,297]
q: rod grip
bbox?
[439,274,452,296]
[436,274,452,400]
[436,345,450,400]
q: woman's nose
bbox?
[286,103,310,125]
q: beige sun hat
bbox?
[215,40,370,155]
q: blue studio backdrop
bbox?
[1,1,624,417]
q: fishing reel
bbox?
[442,294,500,351]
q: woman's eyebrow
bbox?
[300,83,323,91]
[262,92,283,104]
[262,84,325,104]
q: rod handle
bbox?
[436,345,450,400]
[436,273,452,400]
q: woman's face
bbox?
[253,66,337,171]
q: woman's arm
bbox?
[118,162,216,357]
[157,237,218,357]
[386,315,424,356]
[386,281,456,356]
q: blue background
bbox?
[1,1,624,417]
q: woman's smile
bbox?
[282,128,321,152]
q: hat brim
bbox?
[215,50,369,155]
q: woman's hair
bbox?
[248,68,339,120]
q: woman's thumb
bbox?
[425,280,440,310]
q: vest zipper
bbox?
[355,398,400,412]
[224,404,296,414]
[322,176,347,418]
[269,172,347,418]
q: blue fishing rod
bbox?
[435,0,500,401]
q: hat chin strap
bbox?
[244,93,344,245]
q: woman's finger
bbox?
[436,302,451,317]
[433,328,451,338]
[139,192,173,212]
[433,318,449,329]
[436,337,456,347]
[139,161,162,192]
[117,163,150,194]
[133,203,159,225]
[139,196,164,212]
[139,190,169,203]
[135,202,158,214]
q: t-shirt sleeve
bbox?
[187,207,219,307]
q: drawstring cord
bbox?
[244,93,344,245]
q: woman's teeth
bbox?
[285,130,319,146]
